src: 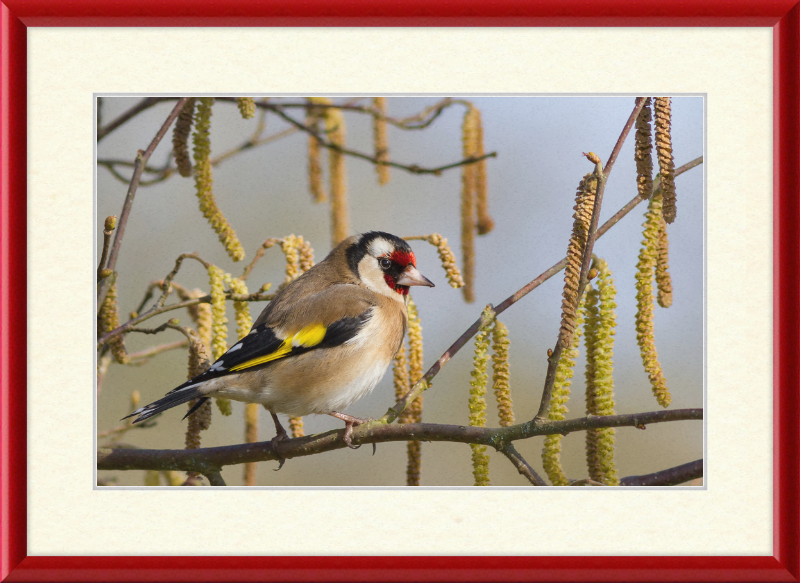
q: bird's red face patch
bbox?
[390,250,416,268]
[383,274,410,295]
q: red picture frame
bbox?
[2,1,798,581]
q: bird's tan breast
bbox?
[218,297,407,416]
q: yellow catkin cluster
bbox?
[655,213,673,308]
[634,97,654,200]
[491,320,514,427]
[236,97,256,119]
[279,235,313,434]
[288,416,305,438]
[172,285,213,350]
[297,235,315,272]
[228,275,257,483]
[280,235,301,288]
[393,342,410,402]
[207,264,232,416]
[227,276,253,340]
[185,398,212,452]
[403,298,424,486]
[654,97,677,223]
[636,192,672,407]
[244,402,259,486]
[542,302,584,486]
[425,234,465,288]
[559,173,597,349]
[172,97,196,178]
[184,327,213,475]
[322,102,349,246]
[583,258,619,486]
[192,97,245,262]
[305,101,327,203]
[186,326,212,378]
[407,298,424,387]
[207,264,228,359]
[460,106,480,303]
[466,107,493,236]
[99,281,128,364]
[468,306,494,486]
[372,97,390,185]
[191,288,213,349]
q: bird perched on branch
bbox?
[125,231,434,452]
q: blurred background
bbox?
[96,96,704,487]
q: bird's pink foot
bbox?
[329,412,373,450]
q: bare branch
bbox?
[97,289,273,348]
[386,150,701,425]
[97,97,172,141]
[501,444,547,486]
[204,471,227,487]
[98,98,192,309]
[97,408,702,474]
[620,459,703,486]
[534,98,647,422]
[265,103,497,176]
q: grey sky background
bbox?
[96,96,704,487]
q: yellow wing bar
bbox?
[229,323,327,372]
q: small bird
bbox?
[125,231,434,453]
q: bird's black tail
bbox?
[122,381,206,424]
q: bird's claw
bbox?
[329,412,376,451]
[271,430,289,471]
[343,422,360,449]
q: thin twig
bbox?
[97,290,274,348]
[241,238,282,281]
[603,97,648,179]
[211,128,298,167]
[216,96,457,131]
[97,97,172,141]
[620,459,703,486]
[126,340,189,362]
[97,419,157,440]
[266,104,497,176]
[204,471,227,486]
[534,155,605,422]
[501,443,547,486]
[97,408,702,474]
[534,98,647,423]
[97,218,115,283]
[99,127,300,187]
[98,98,191,307]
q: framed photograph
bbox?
[2,1,797,581]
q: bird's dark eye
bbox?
[379,257,392,270]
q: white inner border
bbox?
[28,28,771,556]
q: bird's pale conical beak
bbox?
[396,265,435,287]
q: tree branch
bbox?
[501,443,547,486]
[98,98,191,308]
[97,290,273,348]
[97,251,274,348]
[534,98,646,422]
[384,154,703,425]
[97,97,171,141]
[97,408,702,474]
[620,459,703,486]
[204,471,227,486]
[265,103,497,176]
